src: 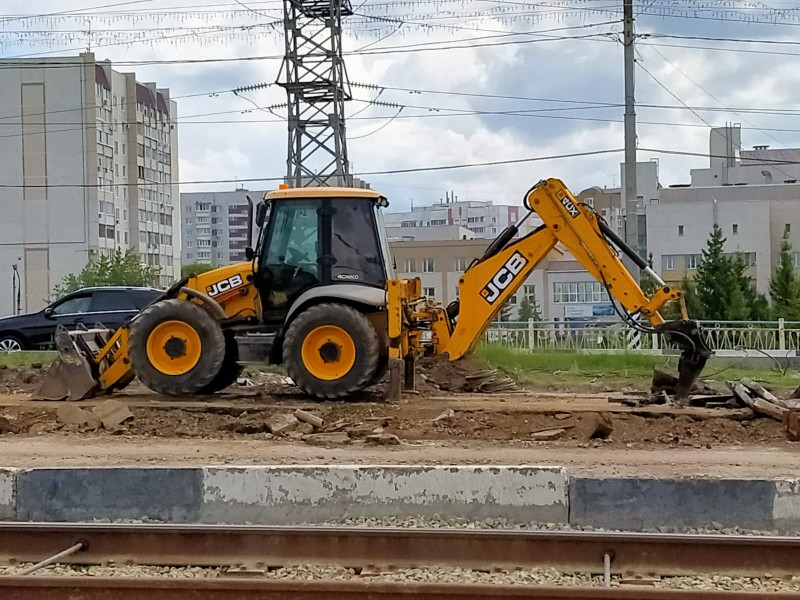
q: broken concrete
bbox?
[91,400,134,430]
[294,409,324,429]
[266,413,299,434]
[365,433,401,446]
[302,432,350,446]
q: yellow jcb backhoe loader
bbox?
[35,179,711,402]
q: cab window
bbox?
[331,199,385,287]
[261,200,321,308]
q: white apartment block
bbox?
[384,197,543,239]
[181,189,266,267]
[0,52,180,316]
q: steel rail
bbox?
[0,578,790,600]
[1,523,799,578]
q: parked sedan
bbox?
[0,286,163,351]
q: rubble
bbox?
[530,428,567,441]
[266,413,300,434]
[91,400,133,430]
[57,404,97,428]
[365,433,401,445]
[302,432,350,446]
[0,416,19,434]
[433,409,455,422]
[294,409,324,429]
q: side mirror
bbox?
[245,247,255,261]
[255,201,268,228]
[44,307,55,319]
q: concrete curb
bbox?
[1,467,798,532]
[4,465,568,525]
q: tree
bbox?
[769,232,800,320]
[181,262,216,278]
[499,301,513,322]
[517,290,542,322]
[53,249,159,297]
[694,225,733,320]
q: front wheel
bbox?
[129,299,226,396]
[283,303,379,399]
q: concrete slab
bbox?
[569,477,777,531]
[773,479,800,533]
[201,465,568,525]
[16,468,203,522]
[0,469,16,520]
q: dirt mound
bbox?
[0,365,47,394]
[417,356,487,393]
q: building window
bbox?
[732,224,739,235]
[454,257,467,271]
[423,287,435,297]
[523,284,536,301]
[401,221,417,228]
[508,294,517,305]
[430,219,446,226]
[663,255,677,270]
[552,281,610,304]
[686,254,700,270]
[793,252,800,268]
[422,258,435,272]
[787,224,792,235]
[678,225,684,237]
[403,258,416,273]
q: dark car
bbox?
[0,286,163,351]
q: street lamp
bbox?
[11,264,21,316]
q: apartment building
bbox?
[0,52,180,316]
[384,196,542,239]
[647,126,800,294]
[180,190,265,267]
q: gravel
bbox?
[1,562,799,591]
[318,514,793,536]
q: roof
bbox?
[740,148,800,165]
[266,187,384,200]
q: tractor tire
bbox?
[198,332,243,394]
[129,299,226,396]
[283,303,380,399]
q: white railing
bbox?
[483,319,800,354]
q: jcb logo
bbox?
[206,274,244,298]
[560,195,580,218]
[480,252,529,305]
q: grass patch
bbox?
[475,344,800,392]
[0,351,58,368]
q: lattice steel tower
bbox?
[279,0,352,187]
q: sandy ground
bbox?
[0,435,796,478]
[0,362,797,478]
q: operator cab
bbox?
[254,187,393,318]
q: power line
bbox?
[0,148,624,188]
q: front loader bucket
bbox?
[654,320,713,405]
[32,326,99,401]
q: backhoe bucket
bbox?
[32,326,99,401]
[654,320,713,404]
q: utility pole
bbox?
[623,0,639,279]
[280,0,352,187]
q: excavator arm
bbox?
[410,178,711,401]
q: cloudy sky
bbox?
[3,0,800,211]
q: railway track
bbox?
[0,523,798,598]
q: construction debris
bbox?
[786,408,800,442]
[530,428,567,441]
[56,404,97,428]
[433,408,456,422]
[91,400,133,430]
[302,432,350,446]
[727,381,787,421]
[366,433,401,446]
[266,413,300,434]
[294,409,324,429]
[463,369,518,394]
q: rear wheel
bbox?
[129,299,225,396]
[284,303,379,399]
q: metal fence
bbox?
[483,319,800,354]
